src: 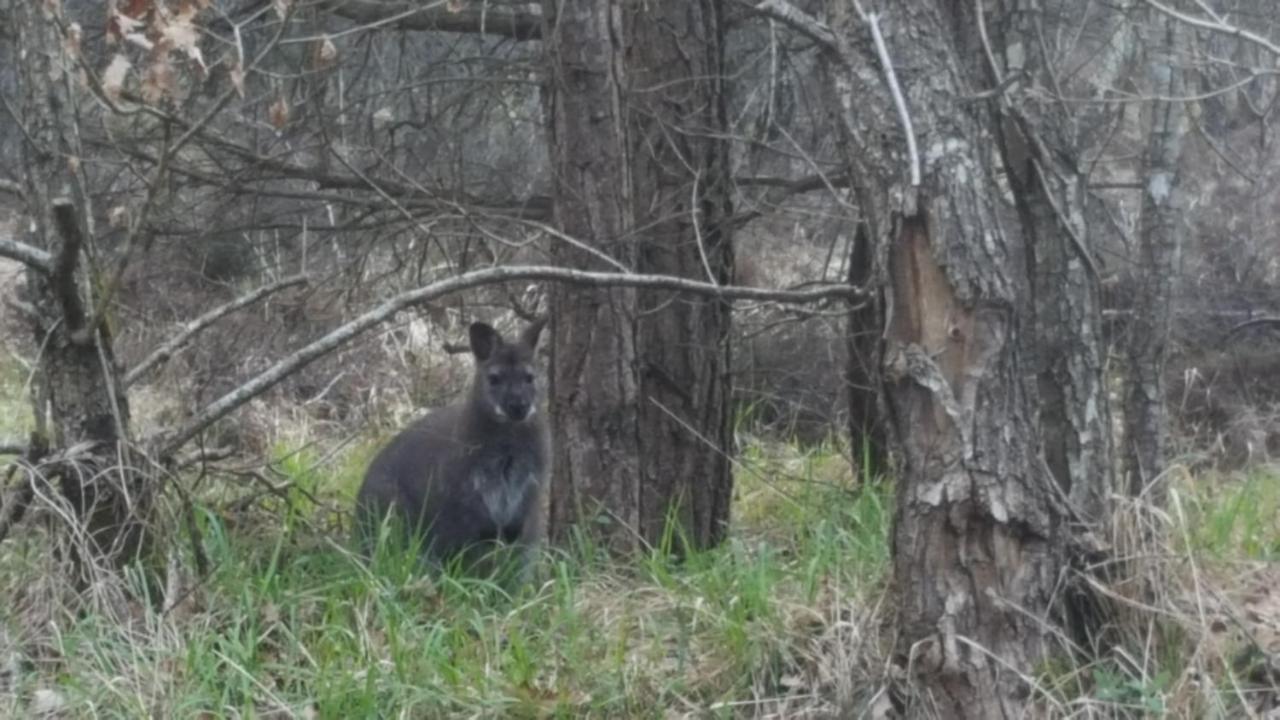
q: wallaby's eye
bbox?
[522,372,535,384]
[488,373,502,386]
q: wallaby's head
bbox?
[468,319,546,424]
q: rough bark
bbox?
[627,0,734,550]
[990,7,1116,525]
[542,0,642,552]
[1125,15,1185,501]
[844,222,887,478]
[542,0,734,553]
[820,2,1070,715]
[13,0,144,576]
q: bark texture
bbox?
[1125,15,1185,501]
[991,9,1115,525]
[627,0,734,549]
[844,223,887,477]
[542,0,733,552]
[13,0,143,575]
[823,2,1068,715]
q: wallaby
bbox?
[355,319,549,582]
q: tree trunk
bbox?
[1125,15,1185,501]
[844,222,887,479]
[13,0,144,578]
[823,2,1069,714]
[627,0,734,550]
[992,23,1116,525]
[542,0,734,552]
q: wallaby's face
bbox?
[469,320,545,424]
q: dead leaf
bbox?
[141,55,175,104]
[316,35,337,66]
[229,62,245,98]
[447,0,465,12]
[103,54,131,101]
[65,22,82,58]
[272,0,290,20]
[269,97,289,130]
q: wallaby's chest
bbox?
[466,442,540,528]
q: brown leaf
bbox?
[141,56,175,104]
[228,62,245,98]
[108,205,129,229]
[65,22,83,58]
[446,0,465,12]
[120,0,151,18]
[103,54,131,101]
[268,97,289,130]
[316,35,337,66]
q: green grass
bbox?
[1183,467,1280,560]
[0,437,892,718]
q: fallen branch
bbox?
[125,274,310,387]
[158,264,865,457]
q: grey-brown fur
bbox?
[355,319,549,581]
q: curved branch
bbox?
[749,0,837,50]
[0,236,52,273]
[125,274,311,388]
[324,1,543,40]
[158,265,865,457]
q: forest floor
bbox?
[0,362,1277,716]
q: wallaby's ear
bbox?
[519,316,548,351]
[469,322,500,360]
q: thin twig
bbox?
[125,274,310,387]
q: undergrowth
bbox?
[0,433,894,718]
[0,378,1276,717]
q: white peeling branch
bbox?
[159,265,865,457]
[751,0,838,50]
[0,236,52,274]
[125,274,311,388]
[865,12,921,188]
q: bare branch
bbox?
[865,12,921,188]
[323,0,543,41]
[749,0,838,50]
[0,235,53,273]
[125,274,311,388]
[159,265,865,457]
[1144,0,1280,59]
[0,179,24,200]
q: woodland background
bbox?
[0,0,1279,717]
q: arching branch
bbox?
[157,265,865,457]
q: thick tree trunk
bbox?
[993,54,1115,525]
[542,0,642,552]
[627,0,734,550]
[1125,17,1185,501]
[13,0,143,576]
[822,2,1070,714]
[542,0,734,552]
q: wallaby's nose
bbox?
[505,401,531,421]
